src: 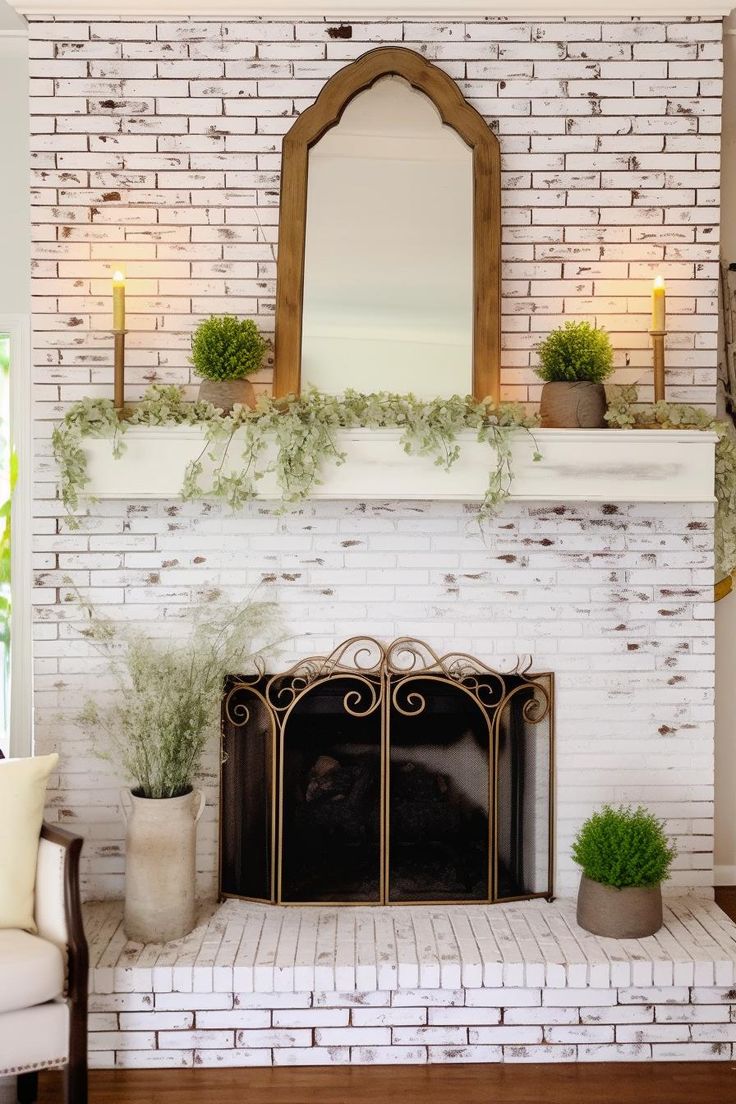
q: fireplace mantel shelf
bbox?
[80,426,716,504]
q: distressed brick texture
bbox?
[28,16,722,408]
[34,497,715,900]
[28,17,718,904]
[83,897,736,1068]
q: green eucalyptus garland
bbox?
[52,385,540,527]
[52,383,736,580]
[605,384,736,580]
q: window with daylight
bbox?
[0,333,12,754]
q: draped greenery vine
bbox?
[51,382,736,580]
[52,385,540,527]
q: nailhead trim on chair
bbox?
[2,1058,66,1074]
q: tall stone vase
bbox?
[121,788,205,944]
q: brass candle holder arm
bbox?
[113,328,126,415]
[649,328,666,404]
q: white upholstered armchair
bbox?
[0,822,88,1104]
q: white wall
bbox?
[0,0,29,316]
[0,0,22,30]
[715,10,736,884]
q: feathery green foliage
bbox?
[536,321,614,384]
[74,593,283,799]
[572,804,676,889]
[191,315,267,382]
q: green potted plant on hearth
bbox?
[573,804,676,939]
[536,320,614,428]
[191,314,268,413]
[75,593,281,943]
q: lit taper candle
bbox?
[112,270,126,331]
[650,275,666,402]
[651,275,666,331]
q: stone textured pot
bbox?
[576,875,663,939]
[539,381,607,428]
[122,788,205,944]
[197,378,256,414]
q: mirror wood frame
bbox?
[273,46,501,402]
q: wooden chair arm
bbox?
[37,822,88,1009]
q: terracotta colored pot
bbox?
[197,378,256,413]
[576,875,663,939]
[122,788,205,943]
[539,381,607,429]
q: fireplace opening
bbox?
[388,678,491,903]
[220,638,553,907]
[282,675,382,904]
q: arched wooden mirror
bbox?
[273,46,501,402]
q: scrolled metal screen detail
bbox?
[220,638,553,906]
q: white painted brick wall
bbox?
[80,895,736,1067]
[28,16,719,901]
[87,984,736,1069]
[28,16,721,409]
[34,497,715,899]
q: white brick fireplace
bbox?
[20,7,732,1068]
[38,494,714,904]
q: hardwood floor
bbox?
[37,1062,736,1104]
[32,893,736,1103]
[715,885,736,922]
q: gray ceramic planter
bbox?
[576,875,663,939]
[539,381,607,429]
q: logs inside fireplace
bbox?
[220,638,553,906]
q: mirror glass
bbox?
[301,76,473,398]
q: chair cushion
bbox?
[0,753,58,931]
[0,1001,69,1075]
[0,928,65,1014]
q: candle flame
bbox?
[112,271,125,285]
[653,275,665,290]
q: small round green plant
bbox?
[572,804,676,888]
[190,315,267,382]
[536,321,614,384]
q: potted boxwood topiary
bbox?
[191,314,268,413]
[536,320,614,428]
[573,804,676,939]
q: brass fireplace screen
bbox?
[220,638,554,906]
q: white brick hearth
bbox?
[86,896,736,1067]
